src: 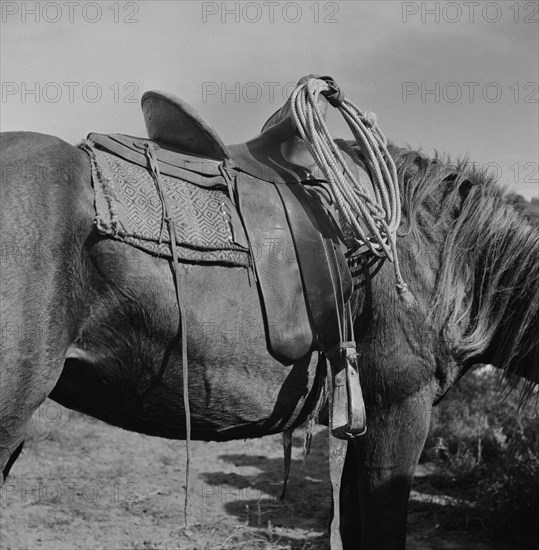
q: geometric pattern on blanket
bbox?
[80,140,250,267]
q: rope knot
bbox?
[362,112,377,129]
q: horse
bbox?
[1,130,537,550]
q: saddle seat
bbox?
[141,87,327,184]
[141,86,377,247]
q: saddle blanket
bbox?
[80,139,250,267]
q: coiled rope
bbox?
[290,78,414,305]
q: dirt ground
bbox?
[0,400,521,550]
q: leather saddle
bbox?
[88,75,370,438]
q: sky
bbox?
[1,0,538,199]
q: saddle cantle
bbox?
[81,74,372,439]
[142,90,229,160]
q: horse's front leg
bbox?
[344,385,434,550]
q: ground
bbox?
[0,401,520,550]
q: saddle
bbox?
[83,75,370,440]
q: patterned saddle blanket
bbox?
[80,137,250,267]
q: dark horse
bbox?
[1,131,538,549]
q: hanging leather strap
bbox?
[329,435,348,550]
[144,143,191,526]
[280,429,293,500]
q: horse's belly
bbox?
[51,349,317,441]
[51,254,320,441]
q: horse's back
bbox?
[0,132,93,474]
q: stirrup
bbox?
[327,343,367,439]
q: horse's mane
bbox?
[351,142,539,391]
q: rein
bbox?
[290,77,414,305]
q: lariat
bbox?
[290,78,415,306]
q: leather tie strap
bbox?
[329,435,349,550]
[145,143,191,527]
[319,76,346,108]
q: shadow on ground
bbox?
[201,428,329,542]
[201,428,530,550]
